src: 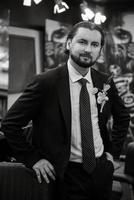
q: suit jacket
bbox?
[1,64,130,177]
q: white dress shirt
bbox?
[68,60,104,163]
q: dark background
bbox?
[0,0,134,30]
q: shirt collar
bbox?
[67,60,92,84]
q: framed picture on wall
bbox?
[8,26,43,108]
[45,19,72,70]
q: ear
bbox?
[66,39,72,51]
[98,47,104,62]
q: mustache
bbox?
[80,53,92,58]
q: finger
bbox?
[40,168,50,184]
[46,162,56,175]
[34,168,42,183]
[45,166,56,181]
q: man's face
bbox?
[66,27,102,68]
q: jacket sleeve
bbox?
[1,75,46,168]
[110,79,130,159]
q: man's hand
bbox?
[106,152,114,163]
[106,152,121,170]
[32,159,56,184]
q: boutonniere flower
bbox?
[97,84,110,112]
[91,75,113,112]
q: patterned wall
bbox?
[104,12,134,144]
[45,19,71,70]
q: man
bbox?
[1,22,130,200]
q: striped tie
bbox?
[79,78,96,174]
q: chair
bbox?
[113,142,134,200]
[0,126,57,200]
[0,162,57,200]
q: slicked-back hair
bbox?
[65,21,105,54]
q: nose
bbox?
[84,44,92,52]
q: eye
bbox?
[92,42,99,47]
[78,39,87,45]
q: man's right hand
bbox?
[32,159,56,184]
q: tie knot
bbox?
[79,78,87,86]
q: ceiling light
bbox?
[80,1,95,21]
[34,0,42,4]
[23,0,42,6]
[100,15,106,23]
[80,1,107,24]
[94,12,101,24]
[85,8,94,20]
[81,13,89,21]
[23,0,31,6]
[54,0,69,14]
[94,12,106,24]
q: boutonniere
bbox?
[91,75,113,113]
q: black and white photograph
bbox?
[0,0,134,200]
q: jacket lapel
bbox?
[56,65,71,139]
[91,68,104,113]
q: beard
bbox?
[70,53,97,68]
